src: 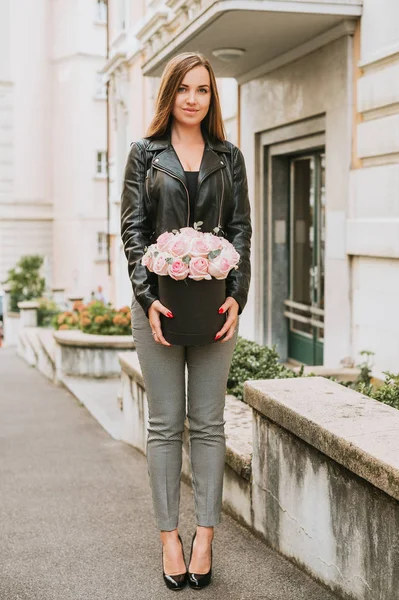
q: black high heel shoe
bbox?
[162,534,188,591]
[188,531,213,589]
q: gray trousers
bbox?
[131,296,239,531]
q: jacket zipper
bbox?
[218,168,225,230]
[192,164,226,232]
[153,164,190,227]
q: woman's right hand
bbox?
[148,300,173,346]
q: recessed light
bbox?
[212,48,246,62]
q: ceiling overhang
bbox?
[141,0,362,80]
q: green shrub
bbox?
[227,336,301,400]
[371,372,399,409]
[339,351,399,410]
[3,255,45,312]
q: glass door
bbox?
[285,153,325,365]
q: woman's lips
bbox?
[183,108,198,113]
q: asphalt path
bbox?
[0,348,339,600]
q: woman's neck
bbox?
[171,122,204,146]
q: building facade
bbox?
[104,0,399,375]
[0,0,109,301]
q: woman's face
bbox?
[172,65,211,127]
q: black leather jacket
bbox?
[120,130,252,317]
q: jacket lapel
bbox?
[198,147,226,186]
[152,146,186,183]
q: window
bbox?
[96,0,107,23]
[95,73,106,99]
[97,232,108,260]
[96,151,107,176]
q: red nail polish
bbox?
[167,311,174,318]
[214,333,221,340]
[218,308,224,314]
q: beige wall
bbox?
[0,0,109,303]
[348,0,399,375]
[0,0,53,285]
[239,37,352,366]
[51,0,108,298]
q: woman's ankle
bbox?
[160,528,180,544]
[195,525,214,541]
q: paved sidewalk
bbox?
[0,348,340,600]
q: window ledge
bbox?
[94,174,107,181]
[94,20,107,26]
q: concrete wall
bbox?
[239,36,352,367]
[246,376,399,600]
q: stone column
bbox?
[67,295,84,310]
[17,301,40,328]
[52,287,66,309]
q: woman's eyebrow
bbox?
[180,83,210,88]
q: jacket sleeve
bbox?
[225,146,252,315]
[120,141,158,317]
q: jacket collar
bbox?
[145,126,228,184]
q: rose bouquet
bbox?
[141,225,240,281]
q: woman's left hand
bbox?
[215,296,239,342]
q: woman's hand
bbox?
[214,296,239,343]
[148,300,173,346]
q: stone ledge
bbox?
[118,351,144,387]
[290,365,360,381]
[119,351,252,480]
[244,376,399,501]
[36,328,57,363]
[53,330,135,349]
[17,301,40,309]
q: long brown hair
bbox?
[146,52,226,142]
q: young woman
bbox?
[121,52,251,590]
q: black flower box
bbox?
[158,276,227,346]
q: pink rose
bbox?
[208,255,232,280]
[179,227,201,238]
[189,257,211,281]
[157,231,175,252]
[152,252,170,276]
[220,245,240,267]
[203,233,223,251]
[169,234,192,257]
[190,236,213,257]
[142,252,153,271]
[168,258,189,280]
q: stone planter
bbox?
[54,330,135,380]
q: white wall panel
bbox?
[357,114,399,158]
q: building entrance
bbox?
[285,154,325,365]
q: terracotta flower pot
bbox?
[158,276,227,346]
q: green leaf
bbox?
[182,255,191,264]
[208,249,221,260]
